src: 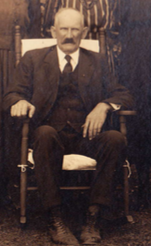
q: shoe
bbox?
[49,207,80,245]
[80,211,101,245]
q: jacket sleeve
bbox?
[100,55,134,109]
[3,51,34,111]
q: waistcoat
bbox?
[45,65,87,132]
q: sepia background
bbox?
[0,0,151,245]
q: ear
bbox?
[81,27,89,39]
[50,26,57,38]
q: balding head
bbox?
[51,8,88,54]
[54,8,84,28]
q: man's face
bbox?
[51,10,87,54]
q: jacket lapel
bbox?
[32,46,60,121]
[42,46,60,103]
[43,46,60,86]
[78,48,94,108]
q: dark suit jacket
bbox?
[3,46,133,127]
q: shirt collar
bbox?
[56,46,80,72]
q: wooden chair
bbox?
[14,25,136,225]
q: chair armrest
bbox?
[116,110,137,137]
[116,110,137,116]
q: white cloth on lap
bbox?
[28,149,97,171]
[62,154,97,170]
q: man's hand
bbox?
[10,100,35,118]
[83,102,112,140]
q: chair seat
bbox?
[28,149,97,171]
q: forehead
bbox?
[56,10,83,27]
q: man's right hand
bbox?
[10,100,35,118]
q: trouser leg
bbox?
[33,125,64,209]
[79,130,126,245]
[33,126,126,209]
[76,130,126,207]
[33,126,80,245]
[90,130,126,206]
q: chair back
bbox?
[22,38,100,55]
[15,25,105,66]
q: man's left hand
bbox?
[82,102,112,140]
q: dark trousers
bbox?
[33,125,126,210]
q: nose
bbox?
[66,29,73,38]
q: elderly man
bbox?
[42,0,121,77]
[3,8,133,245]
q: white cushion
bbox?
[62,154,96,170]
[28,149,97,171]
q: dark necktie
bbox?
[63,55,72,74]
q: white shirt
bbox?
[57,46,79,72]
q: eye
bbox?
[71,28,80,35]
[72,28,79,32]
[60,28,68,31]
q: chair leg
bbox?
[19,119,29,225]
[20,169,27,224]
[123,160,134,223]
